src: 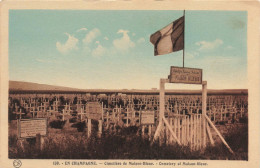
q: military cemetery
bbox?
[8,87,248,159]
[7,10,248,161]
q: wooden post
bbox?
[199,114,202,149]
[153,78,169,143]
[152,121,162,143]
[187,116,190,145]
[101,102,104,121]
[106,111,109,129]
[88,119,92,138]
[119,105,121,122]
[98,120,102,138]
[221,106,223,121]
[62,109,65,121]
[142,126,145,137]
[162,116,181,145]
[206,123,215,146]
[126,108,129,127]
[169,118,173,143]
[181,117,184,144]
[159,79,168,123]
[205,115,234,154]
[148,125,152,140]
[36,133,44,150]
[202,81,207,148]
[213,107,216,122]
[139,110,141,126]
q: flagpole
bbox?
[183,10,185,68]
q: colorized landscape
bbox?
[8,10,248,160]
[9,81,248,160]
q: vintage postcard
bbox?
[0,0,259,168]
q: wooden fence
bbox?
[165,114,203,150]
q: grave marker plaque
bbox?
[169,66,202,84]
[86,102,102,120]
[18,118,47,138]
[141,111,155,125]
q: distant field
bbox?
[9,81,248,95]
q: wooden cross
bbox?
[61,109,66,121]
[78,96,82,103]
[13,109,25,119]
[64,103,69,111]
[67,104,72,114]
[38,103,45,112]
[36,107,42,118]
[30,106,37,118]
[169,104,174,112]
[78,107,86,121]
[54,98,59,106]
[21,100,27,107]
[51,103,57,112]
[240,106,244,118]
[46,106,54,117]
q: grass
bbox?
[8,122,248,160]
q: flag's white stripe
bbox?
[157,35,173,55]
[159,22,173,36]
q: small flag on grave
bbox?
[150,16,184,56]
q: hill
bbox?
[9,81,80,91]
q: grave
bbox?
[85,102,103,137]
[17,118,48,150]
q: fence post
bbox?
[202,81,207,148]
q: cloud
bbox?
[92,43,106,57]
[76,28,88,32]
[186,51,199,59]
[59,28,136,57]
[56,33,79,54]
[137,37,145,43]
[82,28,101,44]
[113,29,135,51]
[195,39,223,51]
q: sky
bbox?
[9,10,247,90]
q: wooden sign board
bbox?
[18,118,47,138]
[86,102,102,120]
[141,111,155,125]
[169,66,202,84]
